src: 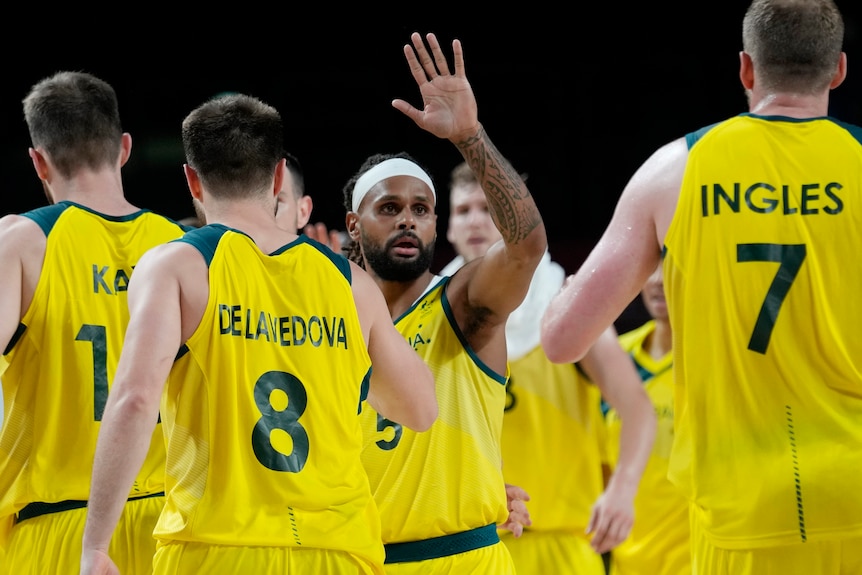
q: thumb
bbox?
[391,99,422,124]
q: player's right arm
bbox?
[541,137,687,363]
[81,242,203,573]
[350,261,437,431]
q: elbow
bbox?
[539,320,589,364]
[396,397,438,433]
[525,222,549,263]
[410,401,438,432]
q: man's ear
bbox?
[830,52,847,89]
[345,212,361,240]
[296,195,313,230]
[184,164,204,202]
[118,133,132,168]
[28,147,50,181]
[739,51,755,91]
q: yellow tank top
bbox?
[664,114,862,547]
[360,276,509,544]
[0,202,187,523]
[156,226,383,566]
[607,321,689,573]
[501,345,605,534]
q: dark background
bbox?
[3,4,860,330]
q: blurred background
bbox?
[2,3,859,329]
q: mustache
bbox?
[386,231,423,249]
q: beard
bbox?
[361,232,436,282]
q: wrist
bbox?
[450,122,483,147]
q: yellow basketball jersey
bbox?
[360,277,509,545]
[501,345,606,533]
[156,226,383,567]
[0,202,187,526]
[607,321,689,575]
[664,115,862,548]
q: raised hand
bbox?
[303,222,343,253]
[391,32,480,143]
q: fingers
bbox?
[451,39,465,78]
[424,33,451,76]
[402,41,428,88]
[586,504,633,554]
[409,32,440,80]
[328,229,343,253]
[391,98,421,124]
[302,222,343,252]
[508,498,531,529]
[505,483,531,502]
[406,32,455,82]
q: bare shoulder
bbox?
[0,213,46,246]
[0,214,48,268]
[132,240,208,287]
[627,137,688,191]
[348,261,379,303]
[616,136,688,242]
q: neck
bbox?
[205,199,297,253]
[373,271,437,320]
[647,318,672,360]
[747,91,830,118]
[48,170,135,215]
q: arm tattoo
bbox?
[456,126,542,244]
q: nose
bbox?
[398,211,416,230]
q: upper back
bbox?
[12,201,189,353]
[160,225,377,546]
[0,202,187,507]
[665,113,862,394]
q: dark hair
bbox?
[283,150,305,199]
[181,93,283,200]
[742,0,844,94]
[340,151,434,267]
[22,71,123,179]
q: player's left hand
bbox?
[391,32,480,144]
[498,483,532,538]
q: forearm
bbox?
[453,124,545,249]
[82,392,161,551]
[609,399,656,493]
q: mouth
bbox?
[390,234,419,257]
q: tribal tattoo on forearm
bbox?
[456,125,542,244]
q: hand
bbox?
[391,32,480,143]
[497,483,532,538]
[302,222,343,253]
[585,481,636,554]
[80,549,119,575]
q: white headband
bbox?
[351,158,435,212]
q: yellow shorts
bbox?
[383,541,514,575]
[501,529,605,575]
[154,541,384,574]
[692,511,862,575]
[6,494,162,575]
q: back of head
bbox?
[742,0,844,94]
[181,93,283,200]
[22,71,123,179]
[283,150,305,200]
